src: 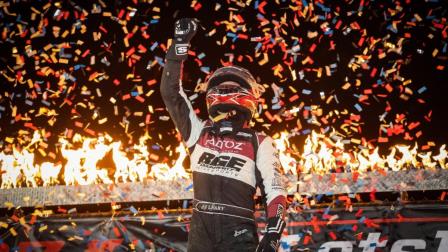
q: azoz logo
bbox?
[198,152,246,172]
[205,138,244,150]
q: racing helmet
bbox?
[205,65,259,121]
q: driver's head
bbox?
[205,65,258,122]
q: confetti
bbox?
[0,4,446,247]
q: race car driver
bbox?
[160,18,287,252]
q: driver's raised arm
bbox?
[160,19,204,148]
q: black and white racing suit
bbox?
[160,59,287,251]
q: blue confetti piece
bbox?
[197,53,206,59]
[323,206,331,216]
[302,129,311,135]
[325,191,334,196]
[185,183,193,191]
[358,216,366,223]
[226,32,236,38]
[63,73,76,82]
[61,48,73,58]
[356,179,364,187]
[316,2,330,12]
[380,67,386,77]
[136,240,145,249]
[41,100,51,107]
[386,24,397,33]
[150,19,159,24]
[331,17,338,24]
[316,194,324,202]
[417,86,427,94]
[74,64,86,71]
[302,89,312,95]
[155,56,165,66]
[256,13,265,20]
[150,42,158,51]
[131,91,139,97]
[200,67,210,74]
[281,241,290,249]
[123,233,131,243]
[272,103,281,110]
[130,206,138,215]
[354,103,362,112]
[336,225,352,232]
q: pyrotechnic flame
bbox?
[274,132,298,175]
[148,144,189,180]
[39,162,62,186]
[0,130,447,188]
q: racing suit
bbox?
[160,50,287,252]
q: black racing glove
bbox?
[166,18,199,61]
[256,213,286,252]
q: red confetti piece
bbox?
[193,2,202,11]
[303,235,311,245]
[147,79,157,86]
[11,215,19,222]
[113,227,121,237]
[29,215,37,225]
[378,137,389,143]
[135,96,145,103]
[329,231,337,240]
[122,94,131,100]
[311,216,321,233]
[157,210,165,219]
[309,43,317,53]
[258,1,267,14]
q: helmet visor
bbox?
[206,83,258,120]
[206,84,251,96]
